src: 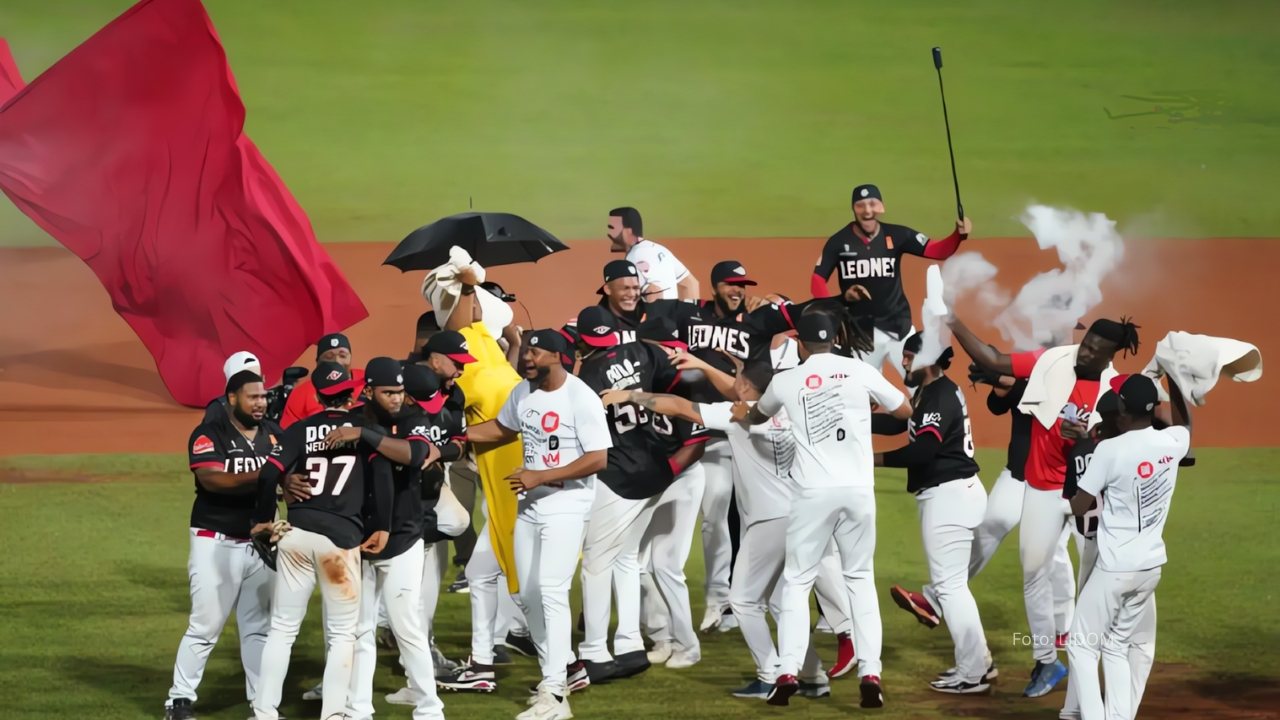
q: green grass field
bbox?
[2,0,1280,245]
[2,449,1276,719]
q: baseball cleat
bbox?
[827,631,857,678]
[566,660,592,693]
[493,645,513,666]
[385,687,423,706]
[517,689,572,720]
[300,683,323,701]
[1023,660,1068,698]
[446,569,469,594]
[718,608,739,633]
[646,640,674,664]
[581,659,618,684]
[699,605,725,633]
[798,680,832,699]
[503,631,538,658]
[930,677,991,694]
[164,699,196,720]
[731,679,774,699]
[436,661,497,693]
[376,626,398,650]
[859,674,885,708]
[613,650,651,678]
[889,585,940,629]
[665,648,702,669]
[432,645,462,676]
[937,663,998,683]
[766,674,799,706]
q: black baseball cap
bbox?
[797,313,838,344]
[528,329,571,356]
[576,306,621,348]
[556,326,579,370]
[852,184,883,204]
[597,259,640,294]
[364,356,405,388]
[1116,374,1159,416]
[639,315,687,351]
[1097,390,1121,416]
[424,330,477,364]
[403,364,446,414]
[316,332,352,359]
[312,361,360,396]
[710,260,758,287]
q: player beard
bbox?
[525,364,551,385]
[714,293,742,316]
[232,405,261,428]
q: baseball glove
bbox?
[967,362,1004,388]
[250,520,292,571]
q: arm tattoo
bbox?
[630,391,659,410]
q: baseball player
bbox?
[249,361,420,720]
[345,357,446,720]
[950,316,1140,697]
[594,259,701,343]
[810,184,970,378]
[874,334,993,694]
[738,312,912,708]
[608,206,699,301]
[465,329,613,720]
[164,370,283,720]
[1067,374,1190,720]
[280,333,367,427]
[607,360,836,700]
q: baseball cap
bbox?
[710,260,758,287]
[902,331,955,368]
[403,364,447,414]
[576,306,621,348]
[528,329,571,356]
[1097,390,1121,416]
[364,356,405,388]
[424,330,477,364]
[1117,374,1159,416]
[797,313,838,344]
[852,184,883,204]
[312,361,360,396]
[597,259,640,294]
[316,333,351,359]
[222,351,262,383]
[639,316,687,351]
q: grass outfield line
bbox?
[1,449,1277,718]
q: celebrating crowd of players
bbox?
[165,188,1193,720]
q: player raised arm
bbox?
[602,389,706,426]
[948,317,1016,376]
[673,352,739,401]
[900,217,973,260]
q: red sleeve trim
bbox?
[810,272,831,298]
[266,456,285,471]
[921,229,963,259]
[682,435,711,447]
[916,426,944,443]
[190,461,223,470]
[1010,349,1046,380]
[449,435,467,443]
[408,436,428,443]
[779,301,795,330]
[664,370,683,394]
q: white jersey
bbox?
[1077,425,1190,572]
[626,238,690,300]
[756,352,905,489]
[497,374,613,518]
[771,337,800,370]
[700,401,796,524]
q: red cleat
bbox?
[860,674,885,708]
[889,585,940,629]
[827,632,856,679]
[767,674,799,706]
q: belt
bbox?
[191,528,251,543]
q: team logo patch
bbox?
[594,326,612,334]
[860,188,870,198]
[330,338,340,347]
[1137,461,1154,479]
[460,341,469,350]
[327,370,342,381]
[531,336,541,345]
[818,329,829,340]
[396,374,404,384]
[541,412,561,432]
[192,435,215,455]
[885,236,894,250]
[733,266,746,275]
[915,232,929,246]
[805,374,822,390]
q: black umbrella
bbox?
[383,212,568,271]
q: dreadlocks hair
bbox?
[802,299,875,356]
[1087,317,1142,358]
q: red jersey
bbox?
[1011,350,1098,491]
[280,368,367,428]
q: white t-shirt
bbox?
[756,352,906,489]
[772,337,800,370]
[1077,425,1190,572]
[700,401,796,524]
[497,374,612,518]
[626,239,690,301]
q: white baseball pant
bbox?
[859,325,913,380]
[1066,568,1161,720]
[465,500,527,665]
[252,528,361,720]
[699,441,735,614]
[515,510,588,697]
[915,478,991,682]
[348,539,444,720]
[1020,484,1080,664]
[970,469,1078,635]
[813,541,854,635]
[167,531,272,707]
[640,462,705,654]
[580,483,659,661]
[777,485,881,678]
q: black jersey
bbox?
[814,222,933,338]
[687,300,795,371]
[987,380,1031,481]
[578,341,681,499]
[598,297,702,344]
[256,409,392,549]
[902,376,981,493]
[1063,430,1100,538]
[414,400,467,544]
[364,405,435,560]
[186,409,282,538]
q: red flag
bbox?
[0,39,24,103]
[0,0,367,406]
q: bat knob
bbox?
[932,47,943,69]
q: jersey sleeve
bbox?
[188,423,228,471]
[1163,426,1191,458]
[1075,437,1113,497]
[573,383,614,453]
[1010,349,1045,380]
[696,401,735,432]
[813,234,842,286]
[751,302,796,336]
[254,425,304,522]
[862,365,907,413]
[756,374,784,416]
[496,383,524,433]
[667,248,691,282]
[896,225,934,258]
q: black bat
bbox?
[932,47,965,231]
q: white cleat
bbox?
[699,606,723,633]
[385,687,423,706]
[301,683,322,701]
[666,649,702,669]
[516,689,573,720]
[646,641,674,664]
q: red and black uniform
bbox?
[811,222,962,338]
[880,376,980,492]
[598,297,701,344]
[415,399,467,544]
[687,300,796,373]
[1010,349,1099,492]
[187,410,282,539]
[255,409,393,549]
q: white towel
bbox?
[1018,344,1117,430]
[420,246,513,336]
[1140,331,1262,406]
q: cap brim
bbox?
[416,392,447,414]
[720,277,758,286]
[581,333,620,348]
[317,378,361,396]
[447,352,477,364]
[655,339,689,351]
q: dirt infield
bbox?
[0,237,1269,456]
